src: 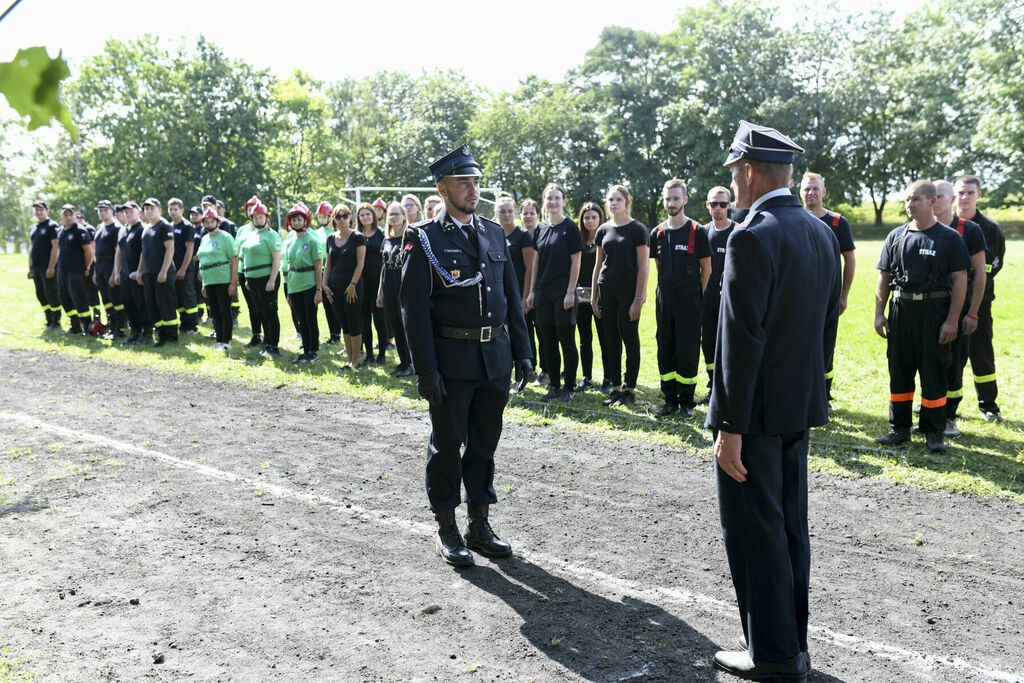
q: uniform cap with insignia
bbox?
[60,203,75,213]
[429,144,483,183]
[189,205,202,215]
[142,197,161,208]
[32,199,48,209]
[723,120,804,166]
[123,200,141,210]
[95,200,115,210]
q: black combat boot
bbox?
[433,508,473,567]
[464,503,512,558]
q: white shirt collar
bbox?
[749,187,793,214]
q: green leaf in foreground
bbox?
[0,46,76,137]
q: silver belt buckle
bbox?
[912,293,924,301]
[479,326,492,342]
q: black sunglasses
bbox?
[708,201,730,208]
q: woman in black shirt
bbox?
[323,204,365,370]
[356,202,388,365]
[519,197,542,381]
[525,183,582,402]
[377,202,413,376]
[593,185,650,406]
[576,202,609,392]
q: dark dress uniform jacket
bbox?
[401,212,531,381]
[707,194,842,435]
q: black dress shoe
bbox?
[603,390,624,407]
[877,428,911,446]
[736,636,811,670]
[246,335,262,348]
[434,509,474,567]
[394,365,414,377]
[712,650,807,681]
[464,503,512,558]
[657,401,679,417]
[678,404,693,418]
[541,386,561,402]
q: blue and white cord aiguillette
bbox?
[418,230,484,289]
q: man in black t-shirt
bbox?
[116,201,151,344]
[650,179,711,416]
[875,181,969,453]
[189,205,207,322]
[28,200,62,330]
[167,198,198,333]
[934,180,988,436]
[800,173,856,403]
[700,186,735,402]
[92,200,125,338]
[136,198,179,346]
[954,175,1006,421]
[56,204,95,334]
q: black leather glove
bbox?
[417,371,446,407]
[514,359,533,393]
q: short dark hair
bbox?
[955,175,981,190]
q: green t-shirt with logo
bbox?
[240,227,282,277]
[284,230,324,293]
[234,222,253,258]
[197,231,236,286]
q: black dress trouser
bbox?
[57,269,90,326]
[717,430,810,664]
[426,373,510,511]
[32,270,61,323]
[360,272,387,357]
[597,284,640,388]
[701,290,720,389]
[205,283,233,343]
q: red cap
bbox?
[244,195,260,215]
[286,203,311,228]
[201,207,220,221]
[316,201,333,216]
[251,203,269,216]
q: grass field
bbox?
[1,241,1021,502]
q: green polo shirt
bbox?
[283,230,324,293]
[240,227,282,278]
[197,231,236,286]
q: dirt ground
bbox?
[0,346,1021,682]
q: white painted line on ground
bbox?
[6,411,1021,683]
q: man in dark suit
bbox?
[401,146,533,567]
[707,121,842,682]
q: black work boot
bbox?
[464,503,512,558]
[926,431,947,453]
[877,428,911,446]
[433,508,473,567]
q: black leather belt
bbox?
[292,265,314,273]
[894,290,950,301]
[200,261,229,271]
[436,325,504,342]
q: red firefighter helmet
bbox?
[285,203,311,229]
[316,201,333,216]
[201,207,220,222]
[251,202,269,216]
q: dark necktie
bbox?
[463,223,478,250]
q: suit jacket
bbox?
[400,210,531,380]
[706,194,842,435]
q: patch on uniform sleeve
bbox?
[404,242,414,251]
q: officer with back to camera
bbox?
[707,121,842,683]
[400,145,532,567]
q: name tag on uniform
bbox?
[717,247,726,253]
[444,248,460,253]
[174,229,181,234]
[919,248,936,256]
[675,244,687,251]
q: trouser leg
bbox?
[887,301,918,431]
[251,276,281,347]
[525,309,539,369]
[461,375,510,504]
[673,293,702,407]
[83,264,100,319]
[702,294,719,388]
[601,285,625,387]
[946,320,971,420]
[969,300,998,412]
[425,376,474,511]
[577,304,594,379]
[155,276,179,340]
[918,301,951,434]
[322,284,341,339]
[238,273,262,337]
[656,288,677,402]
[717,430,809,663]
[176,266,199,331]
[383,288,410,366]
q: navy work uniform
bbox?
[118,207,150,343]
[56,206,95,334]
[28,202,62,329]
[92,200,125,337]
[707,122,841,681]
[650,217,711,414]
[877,222,969,442]
[953,210,1005,419]
[400,146,531,567]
